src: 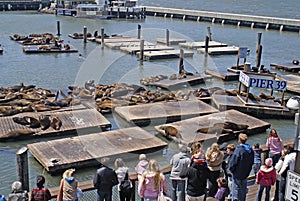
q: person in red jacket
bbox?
[256,158,276,201]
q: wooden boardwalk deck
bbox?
[0,108,111,140]
[143,73,211,90]
[205,69,239,81]
[137,49,194,60]
[120,45,174,54]
[154,109,270,145]
[198,46,240,55]
[156,38,187,45]
[270,62,300,72]
[276,74,300,94]
[114,100,219,127]
[179,41,227,49]
[212,94,294,119]
[22,45,78,54]
[27,126,168,173]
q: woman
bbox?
[115,158,132,201]
[57,169,78,201]
[31,175,52,201]
[206,143,224,197]
[8,181,28,201]
[266,129,283,166]
[138,159,168,201]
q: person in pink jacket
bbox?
[266,129,284,166]
[256,158,276,201]
[138,159,169,201]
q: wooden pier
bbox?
[198,46,240,55]
[137,49,194,60]
[205,69,239,81]
[27,126,167,173]
[0,108,111,140]
[142,73,211,90]
[211,94,294,119]
[154,109,270,145]
[114,100,219,127]
[145,6,300,32]
[270,62,300,73]
[179,41,227,49]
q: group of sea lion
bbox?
[196,121,249,134]
[13,115,62,130]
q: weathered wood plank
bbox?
[276,74,300,94]
[114,100,219,126]
[156,38,186,45]
[205,69,239,81]
[154,109,270,145]
[179,41,227,49]
[198,46,240,55]
[27,127,168,173]
[270,62,300,72]
[105,41,154,50]
[137,49,194,60]
[120,45,174,54]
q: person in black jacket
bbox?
[179,158,209,200]
[93,157,119,201]
[229,133,254,201]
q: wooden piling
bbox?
[57,21,61,36]
[137,24,141,39]
[101,27,104,49]
[83,26,87,43]
[207,26,212,41]
[166,29,170,46]
[205,36,209,54]
[16,147,29,191]
[139,39,144,61]
[179,49,184,74]
[256,32,262,67]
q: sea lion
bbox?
[259,92,275,100]
[13,116,30,126]
[160,125,179,139]
[39,115,51,130]
[50,116,62,130]
[23,116,40,128]
[2,129,35,139]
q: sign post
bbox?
[286,170,300,201]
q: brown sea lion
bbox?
[23,116,40,128]
[39,115,51,130]
[13,116,30,126]
[160,125,179,139]
[2,129,35,139]
[50,116,62,130]
[259,92,275,100]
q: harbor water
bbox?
[0,0,299,197]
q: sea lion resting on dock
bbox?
[39,115,51,130]
[13,116,40,128]
[159,125,182,140]
[196,121,249,134]
[50,116,62,130]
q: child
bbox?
[253,143,262,177]
[31,175,52,201]
[135,154,149,180]
[256,158,276,201]
[214,177,229,201]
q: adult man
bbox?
[93,157,119,201]
[170,145,191,201]
[229,133,254,201]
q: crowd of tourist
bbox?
[0,130,296,201]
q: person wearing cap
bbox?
[31,175,51,201]
[57,169,78,201]
[229,133,254,201]
[256,158,276,201]
[8,181,28,201]
[93,157,118,201]
[169,145,191,201]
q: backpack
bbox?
[119,172,132,194]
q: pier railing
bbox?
[145,6,300,32]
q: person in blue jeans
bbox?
[229,133,254,201]
[170,145,191,201]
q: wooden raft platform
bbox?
[276,74,300,94]
[211,94,294,119]
[0,109,111,140]
[114,100,219,127]
[198,46,240,55]
[105,41,154,50]
[270,62,300,72]
[137,49,194,60]
[156,38,187,45]
[205,69,239,81]
[22,45,78,53]
[143,73,211,90]
[27,126,168,173]
[179,41,227,49]
[120,45,174,54]
[154,109,271,145]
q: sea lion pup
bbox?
[50,116,62,130]
[39,115,51,130]
[2,129,35,139]
[160,125,179,139]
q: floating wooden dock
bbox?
[27,126,167,173]
[205,69,239,81]
[0,108,111,140]
[198,46,240,55]
[276,74,300,94]
[211,94,294,119]
[179,41,227,49]
[114,100,219,126]
[155,109,270,145]
[105,41,154,50]
[143,73,211,90]
[120,45,174,54]
[270,62,300,72]
[137,49,194,60]
[22,45,78,54]
[156,38,187,45]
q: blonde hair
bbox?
[114,158,126,169]
[63,169,75,179]
[141,159,161,190]
[139,154,147,160]
[206,143,220,159]
[227,144,236,151]
[11,181,22,191]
